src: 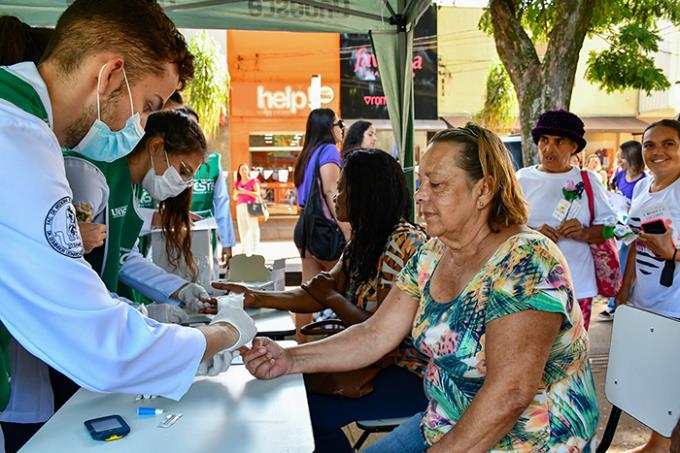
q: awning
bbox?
[442,115,649,134]
[349,118,452,131]
[581,117,649,133]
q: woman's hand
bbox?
[301,271,339,304]
[212,282,258,308]
[638,227,676,260]
[614,284,631,307]
[78,222,106,254]
[558,219,587,242]
[240,337,291,379]
[535,224,559,242]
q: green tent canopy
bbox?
[0,0,432,192]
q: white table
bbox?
[247,307,296,339]
[20,352,314,452]
[183,307,296,340]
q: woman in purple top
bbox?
[234,163,262,256]
[613,140,646,202]
[293,108,349,340]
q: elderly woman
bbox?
[241,124,599,452]
[616,119,680,453]
[517,109,617,329]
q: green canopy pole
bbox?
[371,0,429,217]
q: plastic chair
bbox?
[353,416,412,450]
[597,305,680,452]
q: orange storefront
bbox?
[228,30,340,219]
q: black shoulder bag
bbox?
[299,149,346,261]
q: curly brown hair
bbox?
[42,0,194,90]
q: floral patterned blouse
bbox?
[396,231,600,451]
[346,220,429,377]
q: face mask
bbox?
[73,64,145,162]
[141,150,193,201]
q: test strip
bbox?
[157,413,183,428]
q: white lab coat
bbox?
[63,156,187,304]
[0,63,205,416]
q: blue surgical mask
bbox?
[73,64,144,162]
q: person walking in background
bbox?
[340,120,377,159]
[234,163,261,256]
[586,154,608,186]
[292,108,350,341]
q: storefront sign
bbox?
[232,81,339,117]
[340,5,437,120]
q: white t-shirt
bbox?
[517,166,616,299]
[628,176,680,318]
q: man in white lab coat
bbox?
[0,0,255,449]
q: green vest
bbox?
[0,67,52,411]
[191,152,220,218]
[63,151,144,299]
[191,152,221,248]
[134,186,154,257]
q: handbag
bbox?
[301,319,397,398]
[581,171,622,297]
[247,202,266,217]
[298,147,346,261]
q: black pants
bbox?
[1,367,79,453]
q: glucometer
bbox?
[84,415,130,441]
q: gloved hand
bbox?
[136,303,149,317]
[177,283,216,314]
[196,350,238,377]
[210,307,257,352]
[146,303,189,324]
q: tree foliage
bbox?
[481,0,680,165]
[586,24,670,94]
[185,31,229,139]
[474,62,518,130]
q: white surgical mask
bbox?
[141,150,193,201]
[73,64,145,162]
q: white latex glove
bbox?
[136,303,149,317]
[196,350,238,377]
[146,303,189,324]
[177,283,212,313]
[210,307,257,352]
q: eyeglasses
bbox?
[178,160,195,184]
[333,119,345,129]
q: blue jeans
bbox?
[364,412,428,453]
[608,242,630,311]
[306,365,427,453]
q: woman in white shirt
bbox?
[517,110,616,329]
[615,119,680,453]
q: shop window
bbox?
[248,132,303,217]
